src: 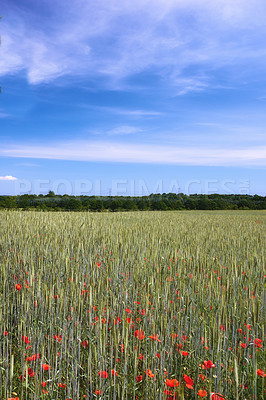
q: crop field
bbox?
[0,210,265,400]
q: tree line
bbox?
[0,192,266,211]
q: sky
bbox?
[0,0,266,196]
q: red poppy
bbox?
[211,394,225,400]
[134,329,145,340]
[198,389,207,397]
[148,334,162,342]
[26,353,40,361]
[165,378,179,387]
[98,370,108,378]
[4,331,8,336]
[95,390,103,395]
[240,343,247,349]
[58,383,66,388]
[254,338,262,348]
[27,368,35,377]
[257,369,265,377]
[136,375,143,382]
[199,374,207,381]
[164,390,173,395]
[81,340,88,347]
[111,369,118,376]
[201,360,215,369]
[53,334,62,343]
[41,382,47,387]
[181,351,189,356]
[42,364,51,371]
[15,284,22,291]
[145,369,155,378]
[183,374,193,389]
[22,335,30,344]
[8,398,19,400]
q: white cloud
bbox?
[1,140,265,167]
[1,0,266,91]
[85,105,163,117]
[105,126,143,136]
[0,175,18,181]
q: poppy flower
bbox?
[199,374,207,381]
[58,383,66,388]
[98,370,108,378]
[165,378,179,387]
[22,335,30,344]
[148,334,162,342]
[198,389,207,397]
[8,398,19,400]
[15,284,22,291]
[183,374,193,389]
[95,390,103,395]
[134,329,145,340]
[254,338,262,348]
[172,333,178,339]
[53,334,62,343]
[136,375,143,382]
[42,364,51,371]
[27,368,35,377]
[164,390,173,395]
[181,351,189,356]
[41,382,47,387]
[26,353,40,361]
[4,331,8,336]
[81,340,88,347]
[211,394,225,400]
[111,369,118,376]
[257,369,265,377]
[145,369,155,378]
[201,360,215,369]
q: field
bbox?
[0,210,265,400]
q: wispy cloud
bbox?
[1,140,265,167]
[2,0,266,92]
[0,175,18,181]
[84,105,163,117]
[105,126,143,136]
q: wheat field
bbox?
[0,210,265,400]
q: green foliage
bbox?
[0,193,265,212]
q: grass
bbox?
[0,210,265,399]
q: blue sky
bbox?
[0,0,266,196]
